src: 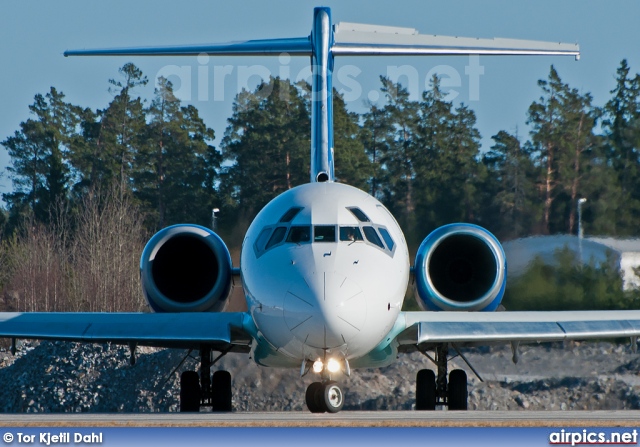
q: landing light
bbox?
[312,360,324,373]
[327,358,341,373]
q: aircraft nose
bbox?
[283,271,366,349]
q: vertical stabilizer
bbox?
[310,7,335,183]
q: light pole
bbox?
[578,198,587,239]
[211,208,220,231]
[577,198,587,265]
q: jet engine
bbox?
[140,224,233,313]
[413,223,506,312]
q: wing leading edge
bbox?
[0,312,252,351]
[398,310,640,346]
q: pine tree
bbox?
[134,77,219,228]
[332,90,371,190]
[360,102,390,199]
[600,59,640,234]
[482,130,538,238]
[221,77,310,217]
[2,87,80,224]
[102,63,148,189]
[555,85,599,235]
[528,66,601,235]
[527,66,566,234]
[413,75,483,236]
[364,75,484,243]
[376,76,419,236]
[68,63,148,196]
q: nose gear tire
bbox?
[321,381,344,413]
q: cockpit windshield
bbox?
[254,206,396,258]
[347,207,370,222]
[362,226,384,249]
[287,226,311,243]
[339,226,363,242]
[314,226,336,242]
[279,207,303,223]
[265,227,287,249]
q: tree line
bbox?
[1,60,640,311]
[3,61,640,244]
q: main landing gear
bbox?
[415,344,469,410]
[305,381,344,413]
[179,345,233,412]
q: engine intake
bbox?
[140,224,233,313]
[414,223,506,312]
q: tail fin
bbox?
[65,7,579,185]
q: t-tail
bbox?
[64,6,579,184]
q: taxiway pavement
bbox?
[0,411,637,427]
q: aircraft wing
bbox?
[397,310,640,348]
[333,22,580,59]
[0,312,252,352]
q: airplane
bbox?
[1,7,639,414]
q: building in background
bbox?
[504,236,640,291]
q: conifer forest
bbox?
[2,61,640,312]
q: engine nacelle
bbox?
[414,223,506,312]
[140,224,233,313]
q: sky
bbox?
[2,0,640,200]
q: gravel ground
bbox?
[0,340,638,412]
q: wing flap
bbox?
[418,321,566,344]
[333,22,579,59]
[0,312,249,349]
[559,319,640,339]
[401,310,640,345]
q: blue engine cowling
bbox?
[414,223,506,312]
[140,224,233,313]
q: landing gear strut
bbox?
[305,381,344,413]
[415,344,468,410]
[179,345,233,412]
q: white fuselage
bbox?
[241,182,410,367]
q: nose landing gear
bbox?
[305,380,344,413]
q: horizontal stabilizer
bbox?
[333,22,580,59]
[64,37,311,57]
[65,23,579,60]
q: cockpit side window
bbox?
[255,227,273,251]
[339,226,363,242]
[287,226,311,243]
[265,226,287,249]
[378,228,395,250]
[362,226,384,249]
[347,207,371,222]
[279,207,303,223]
[314,225,336,242]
